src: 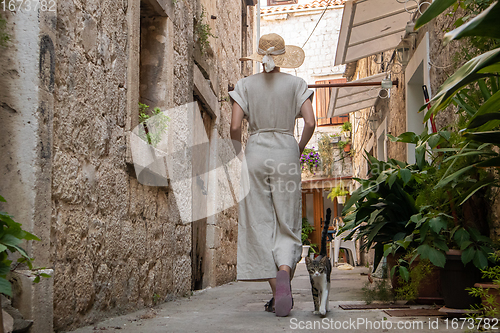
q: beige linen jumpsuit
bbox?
[229,72,314,280]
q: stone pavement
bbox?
[68,263,461,333]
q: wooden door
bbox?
[191,101,212,290]
[302,189,324,251]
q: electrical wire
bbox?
[302,0,333,48]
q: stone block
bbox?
[205,224,220,249]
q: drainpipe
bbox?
[255,0,261,74]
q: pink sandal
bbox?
[274,270,292,317]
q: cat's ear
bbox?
[305,257,312,265]
[320,256,329,264]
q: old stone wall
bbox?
[349,54,406,183]
[196,0,255,287]
[51,1,192,330]
[49,0,254,330]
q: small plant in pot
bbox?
[327,183,349,204]
[467,251,500,320]
[301,217,315,261]
[338,140,351,153]
[342,121,352,138]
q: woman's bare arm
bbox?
[298,99,315,155]
[230,102,245,156]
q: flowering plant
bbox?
[300,148,321,174]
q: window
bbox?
[315,79,348,126]
[267,0,297,5]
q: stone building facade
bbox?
[0,0,255,331]
[347,11,468,185]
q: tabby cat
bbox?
[305,208,331,317]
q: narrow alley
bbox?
[68,264,459,333]
[1,0,500,332]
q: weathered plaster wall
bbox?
[349,55,406,184]
[0,7,56,333]
[260,6,345,82]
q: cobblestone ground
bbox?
[67,263,463,333]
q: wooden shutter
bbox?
[315,78,349,126]
[267,0,298,5]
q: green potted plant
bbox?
[338,140,351,153]
[341,129,449,299]
[327,183,349,204]
[342,121,352,138]
[468,251,500,319]
[387,129,495,309]
[393,0,500,308]
[301,217,315,262]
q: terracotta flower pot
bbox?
[343,143,351,152]
[386,253,443,304]
[474,282,500,312]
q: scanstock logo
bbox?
[130,102,250,224]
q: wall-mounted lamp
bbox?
[367,114,379,132]
[396,38,412,67]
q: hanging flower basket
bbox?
[300,148,321,174]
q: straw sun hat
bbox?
[240,33,305,72]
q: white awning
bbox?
[327,73,386,117]
[335,0,417,66]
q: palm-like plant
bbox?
[341,153,423,271]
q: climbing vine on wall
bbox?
[195,6,217,55]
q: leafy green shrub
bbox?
[302,217,314,245]
[362,278,395,304]
[0,195,48,296]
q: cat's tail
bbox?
[319,208,331,257]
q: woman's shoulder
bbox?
[278,72,307,85]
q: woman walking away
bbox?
[229,33,315,317]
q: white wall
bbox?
[260,2,346,147]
